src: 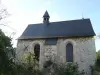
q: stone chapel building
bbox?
[16,11,96,75]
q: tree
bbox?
[0,4,10,26]
[96,50,100,66]
[0,4,16,38]
[0,4,17,75]
[0,29,15,75]
[92,50,100,75]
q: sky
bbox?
[1,0,100,51]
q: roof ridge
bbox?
[28,18,90,25]
[50,18,90,23]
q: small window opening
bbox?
[44,18,46,20]
[34,44,40,61]
[66,43,73,62]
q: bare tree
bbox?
[0,8,10,20]
[0,4,17,38]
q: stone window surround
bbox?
[31,40,45,68]
[64,39,76,62]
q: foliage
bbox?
[0,29,15,75]
[92,50,100,75]
[12,52,40,75]
[0,29,12,48]
[11,63,40,75]
[11,59,84,75]
[21,52,39,68]
[96,50,100,67]
[43,60,84,75]
[10,51,84,75]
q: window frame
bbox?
[34,44,40,61]
[66,43,73,62]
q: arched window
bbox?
[66,43,73,62]
[34,44,40,61]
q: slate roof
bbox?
[18,19,95,40]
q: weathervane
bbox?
[82,12,84,19]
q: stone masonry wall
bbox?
[57,37,96,75]
[16,37,96,75]
[16,39,45,68]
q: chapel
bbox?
[16,11,96,75]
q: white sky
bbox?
[1,0,61,47]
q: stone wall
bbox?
[57,37,96,75]
[16,39,45,68]
[16,37,96,75]
[44,45,57,61]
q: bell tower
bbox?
[43,11,50,24]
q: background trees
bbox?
[92,50,100,75]
[0,4,15,74]
[0,29,15,75]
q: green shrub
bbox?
[92,50,100,75]
[43,60,84,75]
[13,55,85,75]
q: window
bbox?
[34,44,40,61]
[66,43,73,62]
[45,39,57,45]
[44,18,46,20]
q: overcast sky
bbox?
[1,0,100,51]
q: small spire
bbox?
[43,10,50,18]
[43,10,50,24]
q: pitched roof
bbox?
[18,19,95,39]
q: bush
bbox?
[12,53,85,75]
[92,50,100,75]
[43,60,84,75]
